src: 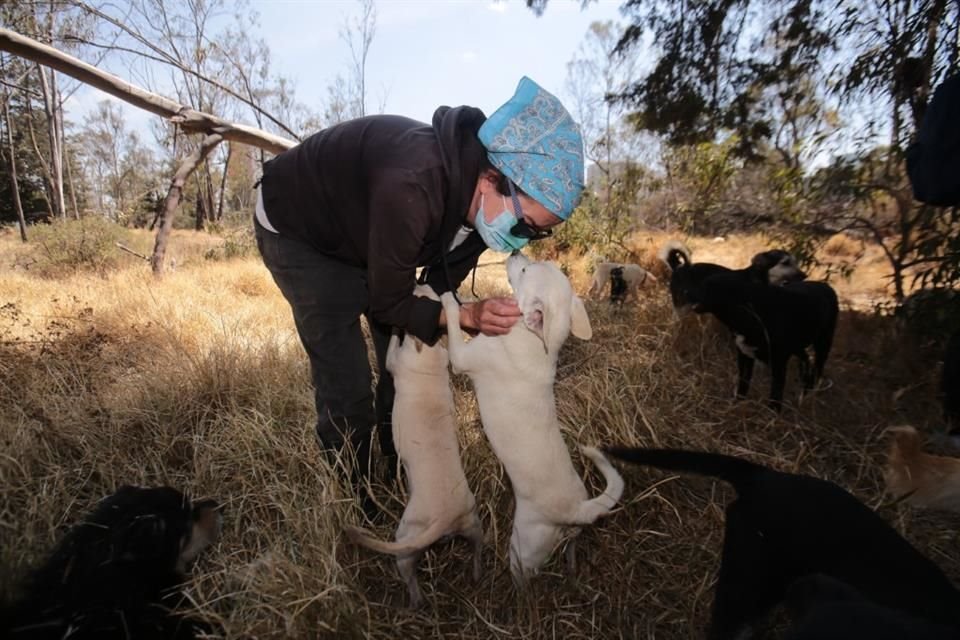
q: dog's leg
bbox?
[768,354,788,412]
[588,278,599,299]
[463,512,484,583]
[709,502,780,640]
[812,330,834,387]
[736,352,755,399]
[392,518,426,608]
[564,530,581,574]
[797,350,813,391]
[440,292,481,373]
[508,503,562,585]
[397,551,425,608]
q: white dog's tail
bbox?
[571,445,625,524]
[345,519,450,557]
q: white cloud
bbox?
[487,1,507,13]
[462,51,478,63]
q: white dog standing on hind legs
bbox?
[441,252,624,582]
[346,285,483,608]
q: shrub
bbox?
[896,287,960,342]
[203,226,257,262]
[17,217,128,278]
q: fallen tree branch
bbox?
[0,28,296,154]
[115,242,149,261]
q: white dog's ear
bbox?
[570,295,592,340]
[523,297,549,353]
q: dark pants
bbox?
[254,219,396,483]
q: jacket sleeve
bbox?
[366,169,446,344]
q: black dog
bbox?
[609,266,628,306]
[1,486,221,639]
[604,447,960,640]
[693,267,839,410]
[658,240,806,312]
[784,574,956,640]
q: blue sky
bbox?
[69,0,628,140]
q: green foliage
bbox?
[661,137,740,233]
[203,226,257,262]
[531,198,597,258]
[17,217,129,278]
[614,0,834,157]
[532,166,644,262]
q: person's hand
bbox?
[461,297,522,336]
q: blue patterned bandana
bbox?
[478,77,585,220]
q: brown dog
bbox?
[885,426,960,512]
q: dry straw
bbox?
[1,231,958,639]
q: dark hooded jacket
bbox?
[259,106,488,343]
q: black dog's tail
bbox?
[603,446,764,494]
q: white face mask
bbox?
[474,194,530,253]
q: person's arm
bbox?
[365,170,447,343]
[366,170,522,340]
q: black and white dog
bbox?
[693,266,839,411]
[604,447,960,640]
[1,486,222,640]
[658,240,806,313]
[609,266,628,306]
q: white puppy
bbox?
[587,261,658,300]
[346,285,482,608]
[441,253,624,582]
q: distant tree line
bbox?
[0,0,379,243]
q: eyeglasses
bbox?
[507,180,552,240]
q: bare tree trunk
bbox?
[33,7,65,219]
[202,161,215,225]
[36,62,65,218]
[64,143,80,218]
[24,109,54,217]
[2,99,28,242]
[152,133,223,275]
[216,141,232,221]
[194,173,206,231]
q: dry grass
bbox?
[2,229,959,639]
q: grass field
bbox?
[1,227,958,639]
